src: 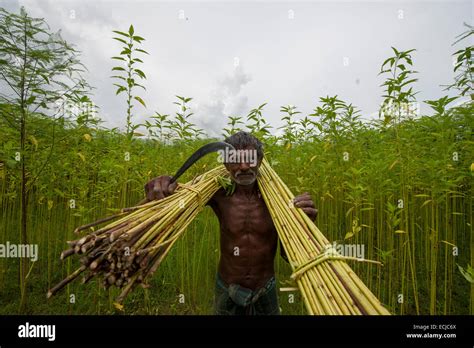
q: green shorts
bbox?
[214,273,280,315]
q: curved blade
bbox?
[171,141,235,182]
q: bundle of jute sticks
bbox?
[47,165,228,303]
[48,159,390,314]
[257,159,390,315]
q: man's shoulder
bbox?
[212,187,227,200]
[208,187,226,206]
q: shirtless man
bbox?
[144,131,317,315]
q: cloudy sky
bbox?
[1,0,471,137]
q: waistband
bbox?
[216,272,276,307]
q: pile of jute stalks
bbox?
[258,159,390,315]
[47,165,228,303]
[49,157,390,314]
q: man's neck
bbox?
[235,181,258,197]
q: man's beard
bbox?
[233,171,257,185]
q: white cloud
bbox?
[1,0,471,136]
[194,65,252,137]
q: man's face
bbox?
[224,146,261,186]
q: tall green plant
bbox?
[445,23,473,99]
[167,96,204,141]
[279,105,300,146]
[0,7,89,312]
[378,48,421,314]
[298,116,315,141]
[246,102,272,139]
[111,25,148,135]
[425,96,458,118]
[143,111,170,143]
[378,47,418,125]
[309,96,359,141]
[222,116,244,138]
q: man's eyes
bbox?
[226,162,255,167]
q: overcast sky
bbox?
[1,0,472,137]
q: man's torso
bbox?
[208,186,278,290]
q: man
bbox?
[144,131,317,315]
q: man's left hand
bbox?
[293,192,318,221]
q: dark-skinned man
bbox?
[144,131,317,315]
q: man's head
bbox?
[223,131,264,186]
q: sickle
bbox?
[137,141,235,206]
[170,141,235,183]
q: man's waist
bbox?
[217,271,275,292]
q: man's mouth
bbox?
[233,172,257,186]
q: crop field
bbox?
[0,6,472,315]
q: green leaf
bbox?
[345,206,355,217]
[134,68,146,79]
[112,30,129,37]
[26,95,36,105]
[113,37,127,44]
[420,200,432,208]
[40,74,50,84]
[217,176,236,196]
[128,25,134,36]
[115,86,126,95]
[344,231,354,240]
[134,82,146,90]
[134,96,146,107]
[457,264,474,283]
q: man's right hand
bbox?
[144,175,178,202]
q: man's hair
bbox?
[224,131,264,160]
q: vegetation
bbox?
[111,24,148,136]
[0,8,472,315]
[0,7,89,311]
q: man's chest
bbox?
[213,193,276,237]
